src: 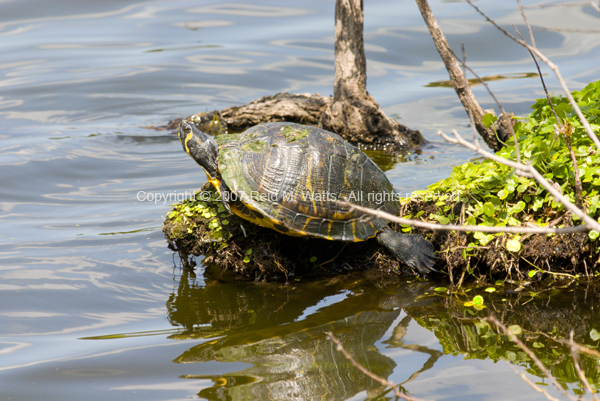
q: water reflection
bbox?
[165,271,600,399]
[405,284,600,394]
[166,270,440,400]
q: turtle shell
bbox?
[217,122,401,242]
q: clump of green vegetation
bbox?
[281,125,310,142]
[166,189,231,246]
[402,81,600,280]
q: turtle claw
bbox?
[377,228,439,275]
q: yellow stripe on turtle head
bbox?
[184,132,194,155]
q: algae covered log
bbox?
[162,183,414,280]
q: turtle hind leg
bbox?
[376,227,439,275]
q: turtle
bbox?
[177,120,437,274]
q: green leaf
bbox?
[434,287,448,292]
[485,287,496,293]
[483,113,498,128]
[498,189,508,200]
[589,230,600,241]
[508,325,522,335]
[528,270,537,278]
[472,295,484,305]
[591,329,600,341]
[309,256,317,263]
[243,256,251,263]
[483,202,495,217]
[246,248,253,255]
[506,238,522,252]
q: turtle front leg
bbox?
[376,227,438,275]
[218,180,233,213]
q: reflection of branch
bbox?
[506,364,561,401]
[569,331,600,401]
[487,316,573,400]
[384,316,443,387]
[523,1,600,14]
[327,332,430,401]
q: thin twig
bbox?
[569,331,599,400]
[512,14,584,209]
[440,130,531,174]
[464,0,600,148]
[337,199,588,234]
[450,47,520,163]
[511,24,559,124]
[517,0,536,48]
[487,316,574,400]
[327,332,430,401]
[560,127,584,209]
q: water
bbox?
[1,0,599,400]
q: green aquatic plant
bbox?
[403,81,600,277]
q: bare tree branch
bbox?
[463,0,600,148]
[414,0,500,150]
[338,199,588,234]
[517,0,536,47]
[441,129,600,232]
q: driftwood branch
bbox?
[319,0,424,149]
[415,0,500,150]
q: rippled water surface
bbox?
[1,1,600,400]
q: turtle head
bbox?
[178,120,220,180]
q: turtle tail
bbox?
[377,227,438,275]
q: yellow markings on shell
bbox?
[230,201,302,236]
[259,147,273,192]
[305,154,318,215]
[184,132,194,155]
